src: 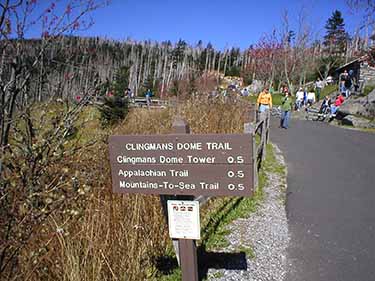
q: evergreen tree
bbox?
[226,66,241,77]
[113,66,130,97]
[229,47,240,66]
[286,30,295,45]
[141,75,158,96]
[172,39,187,68]
[170,79,181,97]
[98,96,129,127]
[99,65,130,127]
[323,10,349,56]
[199,42,213,72]
[188,73,197,95]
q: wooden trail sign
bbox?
[109,134,254,197]
[109,118,256,281]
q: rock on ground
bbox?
[338,89,375,119]
[341,115,375,129]
[207,144,290,281]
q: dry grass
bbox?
[181,98,251,133]
[13,98,252,281]
[47,108,174,281]
[53,193,168,281]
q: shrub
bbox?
[363,85,375,96]
[98,96,129,127]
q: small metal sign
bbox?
[108,134,254,197]
[167,200,200,240]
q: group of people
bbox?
[256,75,348,129]
[319,91,345,117]
[319,70,355,116]
[294,78,325,111]
[126,88,154,107]
[105,87,155,108]
[295,88,316,111]
[257,87,293,129]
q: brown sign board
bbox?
[108,134,253,197]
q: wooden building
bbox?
[335,50,375,85]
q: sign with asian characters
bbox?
[108,134,253,197]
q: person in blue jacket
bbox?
[145,89,153,107]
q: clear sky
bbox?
[32,0,367,50]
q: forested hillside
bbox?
[1,26,370,103]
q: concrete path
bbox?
[270,119,375,281]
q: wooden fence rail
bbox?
[244,110,270,190]
[129,98,169,108]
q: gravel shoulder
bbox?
[207,144,290,281]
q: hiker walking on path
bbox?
[145,89,153,108]
[315,78,324,102]
[280,89,293,129]
[257,87,273,112]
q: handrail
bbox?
[244,110,270,190]
[129,98,169,108]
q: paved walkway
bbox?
[271,119,375,281]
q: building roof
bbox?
[336,55,367,71]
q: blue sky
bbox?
[29,0,367,50]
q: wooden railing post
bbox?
[245,107,271,192]
[260,112,267,161]
[244,122,258,190]
[267,112,270,149]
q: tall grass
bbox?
[321,84,338,98]
[16,98,252,281]
[181,98,250,133]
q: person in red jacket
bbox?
[335,94,345,107]
[330,94,345,116]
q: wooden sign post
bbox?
[108,117,254,280]
[171,117,198,281]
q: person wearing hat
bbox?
[257,87,272,112]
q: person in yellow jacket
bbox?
[257,87,273,112]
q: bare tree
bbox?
[0,1,108,279]
[347,0,375,47]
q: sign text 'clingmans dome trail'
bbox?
[109,134,254,197]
